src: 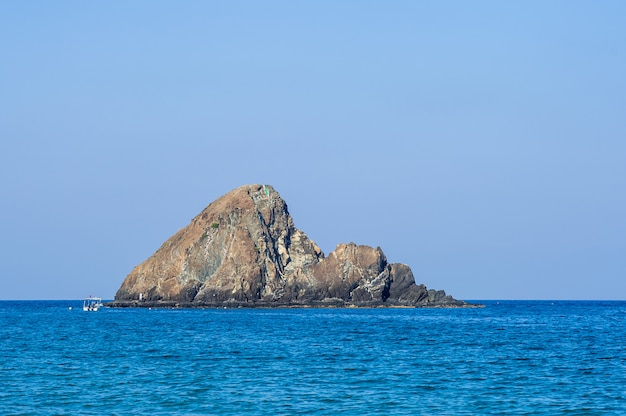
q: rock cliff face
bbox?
[111,184,473,308]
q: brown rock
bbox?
[110,184,476,308]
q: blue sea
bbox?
[1,301,625,415]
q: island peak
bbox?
[110,184,477,308]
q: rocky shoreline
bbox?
[107,298,483,309]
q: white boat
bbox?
[83,297,103,311]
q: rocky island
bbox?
[110,184,476,308]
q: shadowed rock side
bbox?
[111,185,476,308]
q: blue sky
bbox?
[1,1,625,300]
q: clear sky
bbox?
[1,1,625,300]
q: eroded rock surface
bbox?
[111,185,475,308]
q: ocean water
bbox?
[1,301,625,415]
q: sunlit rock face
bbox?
[112,184,472,308]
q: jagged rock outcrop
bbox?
[110,184,475,308]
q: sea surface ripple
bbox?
[1,300,625,415]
